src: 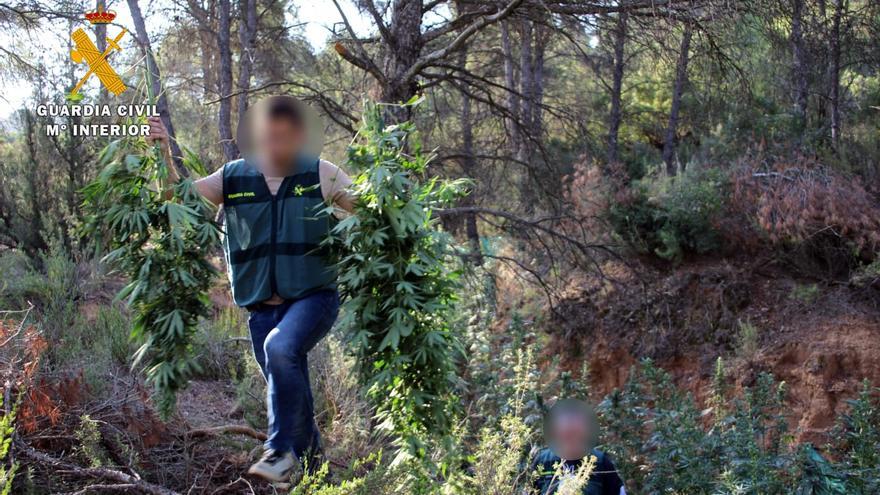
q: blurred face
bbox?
[253,116,305,172]
[550,411,592,460]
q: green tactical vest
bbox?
[532,448,621,495]
[222,156,337,307]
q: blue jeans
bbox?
[247,289,339,458]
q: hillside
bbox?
[541,256,880,444]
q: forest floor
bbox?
[7,250,879,493]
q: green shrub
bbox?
[49,304,135,394]
[191,306,249,380]
[850,260,880,288]
[607,168,727,261]
[291,452,431,495]
[736,319,760,359]
[231,354,267,431]
[0,395,16,495]
[92,305,137,366]
[0,246,80,338]
[310,334,375,462]
[0,251,40,307]
[74,415,109,468]
[791,283,821,304]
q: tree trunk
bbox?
[379,0,423,122]
[829,0,843,147]
[530,24,547,139]
[23,110,48,254]
[127,0,187,176]
[60,19,81,251]
[95,0,107,99]
[217,0,239,160]
[501,21,522,157]
[200,30,217,97]
[607,10,628,164]
[237,0,257,122]
[790,0,809,128]
[520,21,547,212]
[185,1,218,97]
[519,20,534,148]
[458,51,482,265]
[662,22,693,176]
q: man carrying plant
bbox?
[147,96,353,483]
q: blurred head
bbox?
[545,399,598,460]
[239,96,308,172]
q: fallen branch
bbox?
[185,425,267,442]
[17,441,178,495]
[0,301,34,347]
[61,483,140,494]
[208,476,255,495]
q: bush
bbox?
[0,246,81,338]
[607,168,727,261]
[0,248,133,393]
[310,334,376,462]
[850,260,880,289]
[49,303,135,394]
[191,306,249,380]
[735,319,760,359]
[231,355,267,431]
[291,452,431,495]
[731,160,880,278]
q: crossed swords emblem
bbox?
[69,27,128,96]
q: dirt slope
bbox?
[541,257,880,444]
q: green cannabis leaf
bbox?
[326,101,470,459]
[81,134,220,418]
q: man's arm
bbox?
[147,116,224,205]
[319,159,354,214]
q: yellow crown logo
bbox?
[84,6,116,24]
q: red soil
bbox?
[504,256,880,444]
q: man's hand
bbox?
[145,116,221,204]
[146,116,180,185]
[146,116,170,146]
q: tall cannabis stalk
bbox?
[327,100,469,457]
[82,72,219,417]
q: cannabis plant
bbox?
[326,101,469,457]
[833,381,880,493]
[598,359,799,494]
[82,136,219,417]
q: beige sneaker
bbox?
[247,449,296,483]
